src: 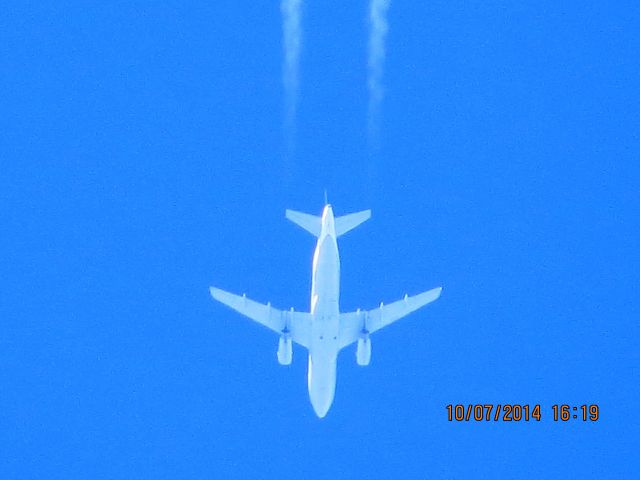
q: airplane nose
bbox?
[311,395,332,418]
[308,353,336,418]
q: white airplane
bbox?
[209,205,442,418]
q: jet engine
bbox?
[356,335,371,366]
[277,335,292,365]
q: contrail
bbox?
[281,0,303,150]
[367,0,390,146]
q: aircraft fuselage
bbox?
[209,204,442,418]
[308,205,340,417]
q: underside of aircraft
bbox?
[210,205,442,417]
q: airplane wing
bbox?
[209,287,312,348]
[338,287,442,349]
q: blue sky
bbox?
[1,1,638,478]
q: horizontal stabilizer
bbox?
[285,209,321,237]
[335,210,371,237]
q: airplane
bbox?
[209,204,442,418]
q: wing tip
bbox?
[417,286,443,303]
[430,286,443,301]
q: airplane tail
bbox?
[285,209,321,236]
[286,209,371,238]
[335,210,371,236]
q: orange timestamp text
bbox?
[446,404,600,422]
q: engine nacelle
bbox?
[356,335,371,366]
[277,335,292,365]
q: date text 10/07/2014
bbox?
[446,404,600,422]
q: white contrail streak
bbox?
[281,0,302,144]
[368,0,390,144]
